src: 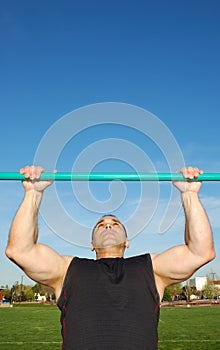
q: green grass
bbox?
[159,306,220,350]
[0,304,61,350]
[0,304,220,349]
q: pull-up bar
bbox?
[0,172,220,181]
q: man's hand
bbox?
[173,166,203,194]
[20,165,54,193]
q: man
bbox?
[6,165,215,350]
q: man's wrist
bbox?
[25,189,43,207]
[181,191,199,206]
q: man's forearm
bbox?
[182,191,215,259]
[6,190,43,257]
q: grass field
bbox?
[0,304,61,350]
[159,305,220,350]
[0,304,220,349]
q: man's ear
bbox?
[91,242,95,251]
[125,239,130,249]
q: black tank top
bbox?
[57,254,160,350]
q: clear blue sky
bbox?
[0,0,220,287]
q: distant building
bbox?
[213,280,220,290]
[0,288,11,307]
[35,293,46,302]
[188,277,208,291]
[0,289,5,302]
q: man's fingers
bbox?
[180,167,204,180]
[19,165,45,180]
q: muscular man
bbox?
[5,166,215,349]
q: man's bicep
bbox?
[151,245,205,286]
[16,243,71,288]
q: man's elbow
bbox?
[5,245,14,260]
[5,245,20,262]
[209,247,216,262]
[203,247,216,265]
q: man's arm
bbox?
[152,167,215,299]
[5,166,72,299]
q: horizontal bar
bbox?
[0,172,220,181]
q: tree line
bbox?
[162,278,219,302]
[1,282,56,303]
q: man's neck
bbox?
[95,244,125,260]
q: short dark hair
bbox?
[91,214,127,240]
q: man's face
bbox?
[91,216,128,250]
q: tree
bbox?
[162,287,172,301]
[203,278,218,300]
[24,288,35,301]
[168,283,183,301]
[182,284,193,301]
[2,287,11,302]
[162,283,183,302]
[11,282,19,302]
[31,283,42,294]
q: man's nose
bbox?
[105,223,112,229]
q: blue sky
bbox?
[0,0,220,287]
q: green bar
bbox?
[0,172,220,181]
